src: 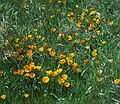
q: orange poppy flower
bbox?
[0,71,3,76]
[29,73,35,78]
[18,48,23,53]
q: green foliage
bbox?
[0,0,120,104]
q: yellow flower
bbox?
[85,19,89,23]
[70,52,75,57]
[13,71,18,76]
[59,54,66,59]
[39,47,44,52]
[58,78,65,84]
[24,65,30,72]
[90,10,96,15]
[56,68,63,73]
[15,38,20,43]
[97,69,103,74]
[50,15,55,19]
[50,27,56,32]
[86,38,90,41]
[93,49,97,52]
[41,37,45,41]
[84,59,89,63]
[79,17,84,21]
[61,74,68,80]
[15,44,19,47]
[109,21,113,26]
[96,19,100,24]
[67,59,73,66]
[34,66,41,71]
[18,55,24,61]
[59,59,66,64]
[58,0,62,3]
[74,68,81,73]
[24,73,30,77]
[88,22,94,31]
[85,46,90,50]
[75,4,79,8]
[24,36,28,42]
[67,36,73,40]
[90,8,94,10]
[1,95,6,100]
[76,22,81,28]
[81,12,85,16]
[49,51,56,57]
[52,71,58,77]
[28,34,33,38]
[114,79,120,85]
[4,40,9,46]
[74,33,79,37]
[29,73,35,78]
[58,34,65,38]
[42,76,50,83]
[64,82,70,87]
[85,9,88,12]
[42,43,47,47]
[17,69,24,75]
[97,78,103,82]
[67,12,73,17]
[72,62,78,68]
[46,70,53,76]
[23,93,30,98]
[26,49,32,58]
[12,52,19,57]
[90,8,95,10]
[92,51,97,57]
[47,48,52,52]
[92,50,97,57]
[101,41,106,44]
[29,62,35,69]
[69,17,75,21]
[93,18,96,21]
[80,39,85,44]
[27,45,36,49]
[96,30,100,35]
[66,56,71,61]
[36,35,41,39]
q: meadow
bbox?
[0,0,120,104]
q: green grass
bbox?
[0,0,120,104]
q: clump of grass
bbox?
[0,0,120,104]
